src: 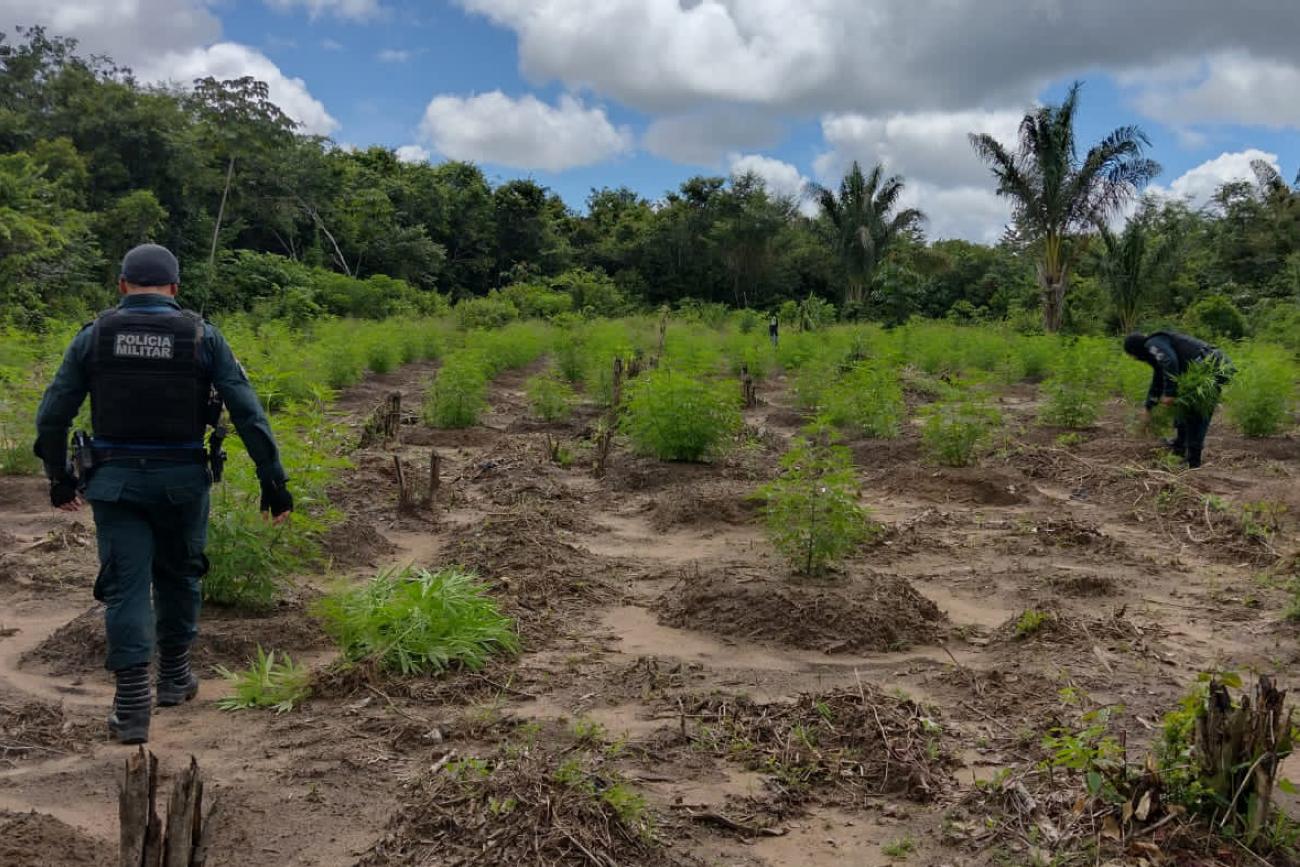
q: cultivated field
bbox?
[1,315,1298,866]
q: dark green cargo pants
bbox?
[85,461,210,672]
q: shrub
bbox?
[215,646,311,713]
[825,362,906,438]
[364,336,400,374]
[759,429,874,575]
[426,352,489,428]
[622,369,741,461]
[1223,348,1296,437]
[1039,346,1105,428]
[1184,294,1247,342]
[550,268,627,316]
[920,398,1002,467]
[526,372,575,422]
[500,282,573,319]
[205,399,347,609]
[455,293,519,330]
[1017,335,1055,382]
[315,566,519,675]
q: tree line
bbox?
[1,27,1296,344]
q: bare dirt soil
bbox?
[1,356,1297,867]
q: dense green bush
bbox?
[526,371,576,422]
[622,369,741,461]
[426,351,489,428]
[455,292,519,330]
[1183,294,1247,342]
[315,566,519,675]
[551,268,628,316]
[500,281,574,318]
[1038,344,1107,428]
[825,362,906,438]
[1223,348,1296,436]
[921,398,1002,466]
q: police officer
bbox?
[34,244,294,744]
[1123,330,1233,470]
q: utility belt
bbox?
[70,419,227,489]
[90,446,209,464]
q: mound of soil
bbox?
[994,606,1163,648]
[678,686,954,804]
[442,503,613,640]
[0,698,98,764]
[1046,572,1120,597]
[885,466,1032,506]
[321,516,397,568]
[358,746,685,867]
[648,487,757,533]
[24,600,330,677]
[0,811,111,867]
[659,567,945,653]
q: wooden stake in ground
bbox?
[121,751,215,867]
[741,363,757,409]
[422,448,441,509]
[120,748,161,867]
[611,356,624,411]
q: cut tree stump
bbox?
[360,392,402,447]
[121,751,214,867]
[1194,675,1292,845]
[740,363,757,409]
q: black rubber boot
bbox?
[156,646,199,707]
[108,663,151,744]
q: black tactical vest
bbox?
[89,307,210,442]
[1148,331,1215,373]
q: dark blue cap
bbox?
[121,244,180,286]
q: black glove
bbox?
[259,479,294,517]
[50,475,79,508]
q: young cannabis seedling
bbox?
[315,566,519,675]
[920,398,1002,467]
[215,646,312,713]
[526,371,576,422]
[622,369,741,462]
[759,426,873,576]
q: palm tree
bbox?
[812,162,925,308]
[1097,213,1177,334]
[970,82,1160,332]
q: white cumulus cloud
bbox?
[1128,53,1300,130]
[138,44,339,135]
[2,0,339,137]
[265,0,383,21]
[0,0,220,58]
[815,109,1023,190]
[420,91,632,172]
[1148,149,1281,209]
[457,0,1300,117]
[728,153,806,198]
[395,144,431,164]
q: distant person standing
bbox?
[769,314,780,347]
[1123,330,1233,469]
[33,244,294,744]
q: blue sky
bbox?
[7,0,1299,240]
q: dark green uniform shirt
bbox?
[34,294,286,484]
